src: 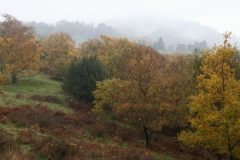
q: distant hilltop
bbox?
[25,15,240,50]
[105,15,240,47]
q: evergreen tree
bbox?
[198,40,208,50]
[62,56,108,103]
[153,37,165,51]
[176,44,187,52]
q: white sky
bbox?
[0,0,240,37]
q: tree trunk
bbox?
[229,151,236,160]
[111,114,116,136]
[143,127,151,146]
[12,74,17,83]
[217,154,222,160]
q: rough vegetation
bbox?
[0,13,240,159]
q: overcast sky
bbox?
[0,0,240,37]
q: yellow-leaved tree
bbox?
[178,32,240,159]
[93,78,125,112]
[43,32,78,80]
[80,35,136,78]
[0,14,42,83]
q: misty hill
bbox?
[105,15,240,48]
[26,15,240,50]
[27,20,120,44]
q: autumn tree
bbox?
[0,14,42,83]
[161,53,190,130]
[43,32,78,80]
[0,74,6,94]
[0,33,9,74]
[80,35,136,78]
[114,45,167,146]
[231,49,240,80]
[178,32,240,159]
[93,78,125,112]
[186,49,206,92]
[62,56,108,103]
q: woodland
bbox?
[0,13,240,160]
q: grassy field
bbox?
[0,73,72,113]
[0,73,214,160]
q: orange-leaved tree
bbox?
[0,14,42,83]
[0,74,6,94]
[161,53,190,130]
[114,45,167,146]
[178,32,240,159]
[0,31,10,74]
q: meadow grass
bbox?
[0,73,72,113]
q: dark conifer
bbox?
[62,56,108,103]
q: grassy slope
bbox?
[0,74,213,160]
[0,73,72,113]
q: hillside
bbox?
[26,15,240,50]
[0,74,215,159]
[105,14,240,47]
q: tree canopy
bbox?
[114,45,167,146]
[178,32,240,159]
[80,35,136,78]
[153,37,165,51]
[0,14,42,83]
[62,56,108,103]
[42,32,79,80]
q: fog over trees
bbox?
[25,15,240,52]
[1,9,240,159]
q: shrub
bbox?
[0,129,14,151]
[30,94,43,101]
[115,126,139,142]
[62,56,108,103]
[0,115,9,124]
[90,121,108,137]
[44,95,62,104]
[0,107,10,124]
[34,137,69,160]
[67,99,92,112]
[30,94,62,104]
[0,107,11,116]
[1,148,36,160]
[0,128,35,160]
[16,93,24,99]
[17,130,35,144]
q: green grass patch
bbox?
[0,73,72,113]
[20,144,31,152]
[0,123,21,139]
[156,153,178,160]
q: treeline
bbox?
[176,40,208,52]
[1,14,240,159]
[138,37,208,52]
[27,19,208,52]
[27,20,119,43]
